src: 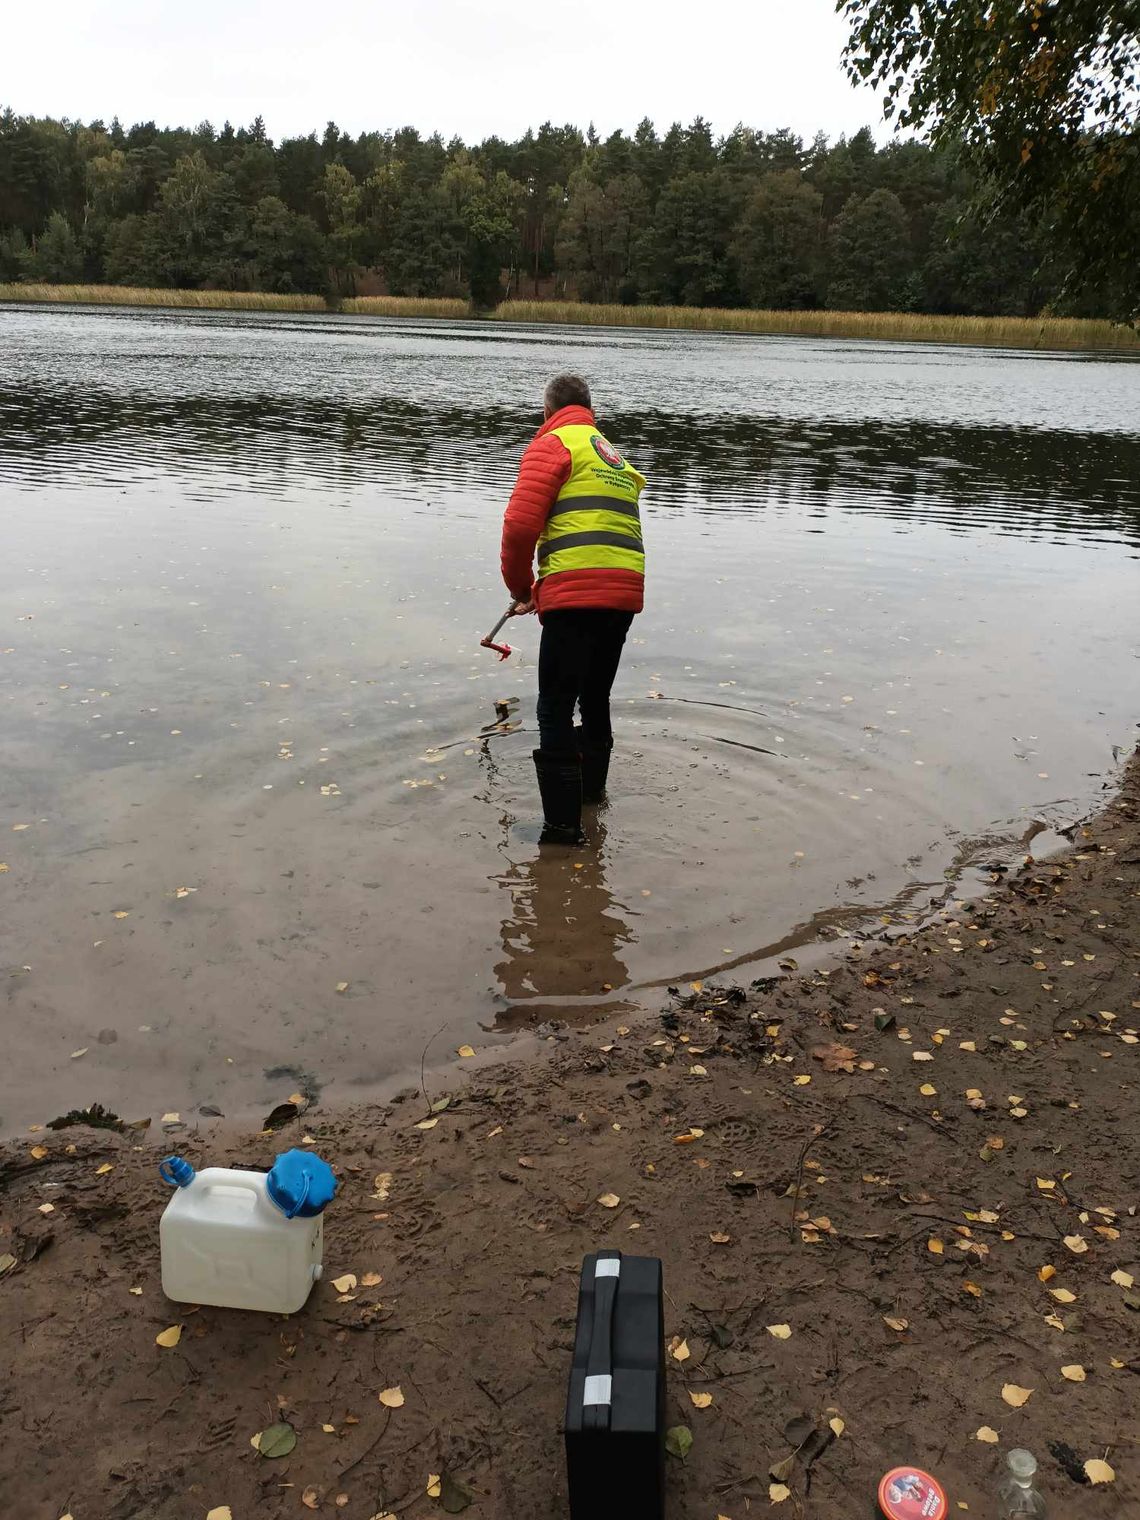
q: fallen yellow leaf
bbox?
[457,1045,475,1058]
[129,1286,142,1295]
[709,1231,731,1245]
[1037,1264,1056,1282]
[883,1316,909,1332]
[302,1489,320,1510]
[1001,1383,1033,1408]
[1085,1459,1115,1485]
[155,1324,182,1348]
[29,1144,47,1159]
[689,1391,713,1409]
[792,1074,811,1086]
[206,1509,233,1520]
[331,1273,357,1293]
[1048,1288,1077,1303]
[829,1416,845,1437]
[670,1337,691,1362]
[767,1323,793,1340]
[1063,1235,1089,1255]
[919,1083,937,1097]
[96,1162,114,1175]
[335,981,349,993]
[1060,1364,1087,1382]
[975,1427,1000,1444]
[379,1386,405,1408]
[962,1281,983,1298]
[361,1271,383,1288]
[769,1484,791,1504]
[597,1192,621,1209]
[38,1202,55,1214]
[927,1238,944,1255]
[1111,1269,1134,1289]
[415,1117,439,1131]
[427,1475,442,1499]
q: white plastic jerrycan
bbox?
[159,1149,337,1313]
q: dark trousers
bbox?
[536,609,635,755]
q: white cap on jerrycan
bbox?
[158,1150,337,1314]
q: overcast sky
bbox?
[7,0,887,146]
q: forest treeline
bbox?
[0,108,1110,317]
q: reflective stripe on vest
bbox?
[537,425,646,581]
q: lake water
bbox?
[1,304,1137,1132]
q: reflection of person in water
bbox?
[493,819,634,1025]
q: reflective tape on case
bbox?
[583,1375,613,1406]
[594,1258,620,1279]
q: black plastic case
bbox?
[564,1250,665,1520]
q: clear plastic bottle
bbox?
[997,1449,1046,1517]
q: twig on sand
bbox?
[690,1360,777,1385]
[419,1021,448,1115]
[860,1093,959,1141]
[338,1407,391,1481]
[788,1121,836,1241]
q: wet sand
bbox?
[2,747,1136,1520]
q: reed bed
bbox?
[495,300,1140,351]
[0,284,327,312]
[5,285,1133,350]
[340,295,472,318]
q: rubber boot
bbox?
[533,750,584,845]
[580,736,613,805]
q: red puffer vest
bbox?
[500,405,645,615]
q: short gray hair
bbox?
[544,373,592,413]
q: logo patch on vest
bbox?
[590,434,625,469]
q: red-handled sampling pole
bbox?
[480,604,515,661]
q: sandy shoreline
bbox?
[1,747,1137,1520]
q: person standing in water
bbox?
[500,374,647,844]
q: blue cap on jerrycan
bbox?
[266,1149,337,1219]
[159,1155,196,1187]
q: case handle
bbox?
[583,1252,621,1432]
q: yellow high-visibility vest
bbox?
[536,425,646,581]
